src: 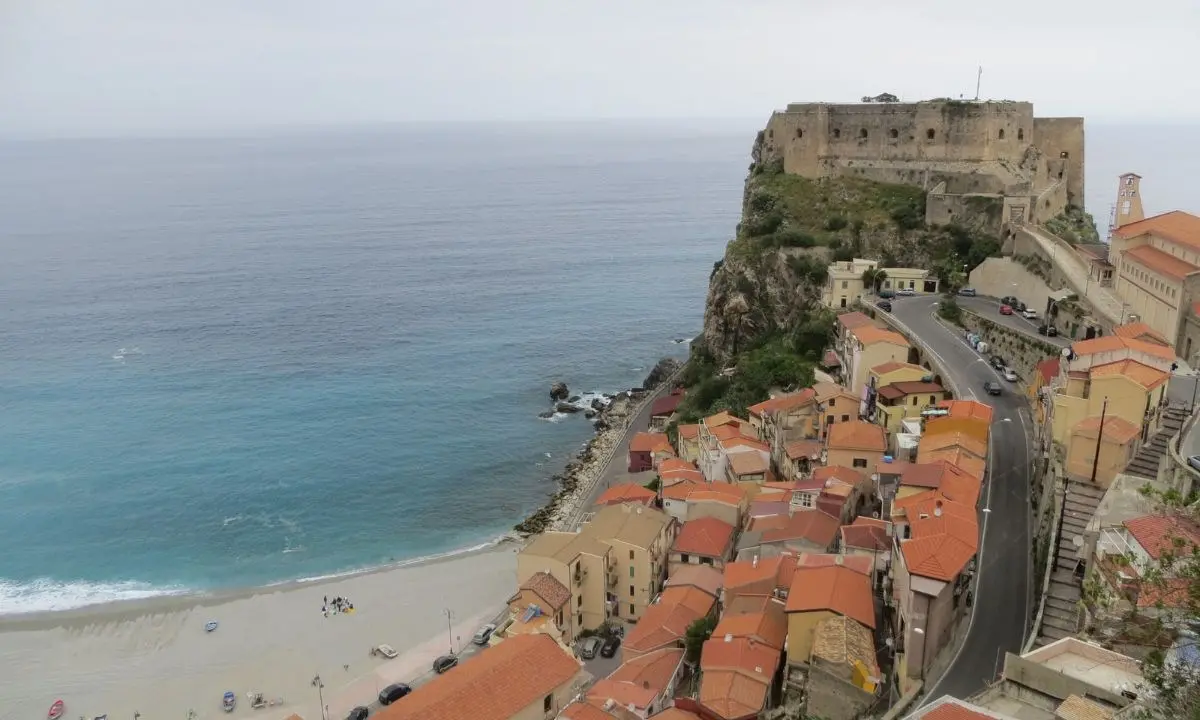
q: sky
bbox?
[2,0,1199,137]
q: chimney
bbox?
[642,680,650,689]
[724,633,733,642]
[934,500,943,517]
[835,555,844,566]
[603,699,615,711]
[752,556,759,568]
[755,666,763,674]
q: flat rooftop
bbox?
[1022,638,1143,696]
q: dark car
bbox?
[1047,325,1058,337]
[878,289,896,299]
[989,355,1006,370]
[999,295,1026,311]
[346,707,370,720]
[957,287,977,297]
[984,381,1003,396]
[877,300,893,312]
[378,684,412,705]
[600,635,622,658]
[433,655,458,674]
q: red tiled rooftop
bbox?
[784,564,876,628]
[1071,415,1142,444]
[678,424,701,440]
[1124,514,1200,559]
[629,432,673,454]
[837,311,875,330]
[1113,321,1169,346]
[650,393,685,417]
[673,517,736,559]
[785,438,822,460]
[727,451,770,477]
[759,510,840,548]
[877,381,944,401]
[1035,357,1061,385]
[826,420,886,452]
[1071,334,1176,362]
[748,388,816,417]
[595,483,658,507]
[586,647,684,711]
[1123,244,1200,280]
[840,521,891,552]
[1113,210,1200,249]
[935,400,995,424]
[796,552,874,575]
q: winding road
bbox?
[883,295,1035,701]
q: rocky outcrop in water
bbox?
[642,357,682,391]
[549,381,569,401]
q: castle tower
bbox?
[1110,173,1145,236]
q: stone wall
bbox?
[926,193,1005,236]
[958,309,1061,383]
[1032,117,1086,207]
[805,665,877,720]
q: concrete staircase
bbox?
[1124,405,1188,480]
[1036,478,1106,646]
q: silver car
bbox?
[579,636,603,659]
[472,623,496,646]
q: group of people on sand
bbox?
[322,594,354,618]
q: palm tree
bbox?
[861,267,888,294]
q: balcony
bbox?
[573,565,588,586]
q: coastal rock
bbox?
[556,402,581,414]
[584,409,597,419]
[591,398,606,411]
[550,382,569,401]
[642,357,682,390]
[568,395,581,403]
[538,411,555,419]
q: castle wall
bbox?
[1031,117,1085,207]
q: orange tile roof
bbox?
[900,499,979,582]
[595,483,658,507]
[561,702,624,720]
[852,325,911,348]
[748,388,816,417]
[837,311,876,330]
[375,633,581,720]
[723,554,797,598]
[1114,210,1200,249]
[1113,321,1170,346]
[1123,243,1200,280]
[623,586,715,655]
[923,416,990,444]
[704,411,744,429]
[660,478,705,500]
[678,423,701,440]
[519,571,571,611]
[654,710,703,720]
[1090,358,1171,390]
[659,458,698,474]
[840,520,892,552]
[699,669,771,720]
[871,360,926,376]
[1071,334,1177,362]
[712,602,788,651]
[916,696,1003,720]
[918,448,986,482]
[784,565,876,628]
[935,400,995,423]
[899,461,977,490]
[918,431,987,459]
[687,483,748,505]
[664,564,725,598]
[759,510,841,548]
[1124,514,1200,559]
[673,517,736,558]
[796,552,874,575]
[661,470,706,487]
[702,635,781,678]
[1035,357,1061,385]
[629,432,673,454]
[1070,415,1142,445]
[877,381,945,401]
[720,436,770,453]
[812,464,867,488]
[785,438,823,460]
[826,420,886,452]
[727,452,770,476]
[586,647,684,711]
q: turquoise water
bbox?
[0,124,749,612]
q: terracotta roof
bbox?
[651,393,685,417]
[585,503,674,551]
[662,470,706,488]
[748,388,816,417]
[837,311,875,330]
[723,554,797,597]
[374,633,581,720]
[1113,321,1170,346]
[699,669,771,720]
[918,448,986,482]
[1070,415,1142,445]
[673,517,736,559]
[871,360,926,376]
[1124,514,1200,559]
[519,571,571,611]
[685,483,747,506]
[702,635,781,678]
[900,461,975,490]
[678,424,701,440]
[712,599,788,651]
[796,552,874,575]
[720,436,770,454]
[813,464,866,488]
[623,586,715,655]
[748,499,790,518]
[1090,358,1170,390]
[876,458,910,477]
[816,495,846,518]
[918,431,987,459]
[1113,210,1200,250]
[654,710,703,720]
[813,381,856,405]
[1123,243,1200,280]
[877,381,945,401]
[841,521,892,552]
[727,452,769,477]
[664,564,725,598]
[595,483,658,507]
[703,411,744,429]
[894,490,977,521]
[826,420,886,452]
[900,499,979,582]
[785,439,823,460]
[914,696,1003,720]
[935,400,995,423]
[629,432,674,454]
[811,614,880,678]
[1055,694,1115,720]
[1036,357,1062,385]
[784,564,876,628]
[760,510,841,548]
[660,478,706,500]
[822,349,841,367]
[659,457,699,474]
[586,647,683,711]
[561,702,631,720]
[852,326,910,348]
[1071,335,1176,362]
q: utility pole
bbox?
[1088,397,1109,486]
[975,66,983,101]
[444,608,454,654]
[312,674,326,720]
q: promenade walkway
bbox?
[1020,224,1125,326]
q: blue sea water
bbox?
[0,123,751,613]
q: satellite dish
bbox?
[1061,347,1072,357]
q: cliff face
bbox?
[699,130,1000,364]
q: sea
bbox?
[0,121,1195,615]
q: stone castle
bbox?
[755,99,1084,232]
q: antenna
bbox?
[975,66,983,101]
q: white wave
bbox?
[544,452,552,458]
[112,346,145,362]
[290,533,519,585]
[0,577,190,615]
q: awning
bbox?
[822,350,841,368]
[897,433,920,450]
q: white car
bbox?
[897,288,916,296]
[473,623,496,646]
[1021,308,1038,320]
[1002,368,1019,382]
[374,644,398,659]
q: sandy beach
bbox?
[0,545,518,720]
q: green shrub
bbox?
[824,215,848,231]
[765,229,817,249]
[744,212,784,237]
[788,255,829,285]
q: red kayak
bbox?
[48,701,65,720]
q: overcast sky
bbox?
[2,0,1198,137]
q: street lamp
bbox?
[444,608,455,655]
[913,625,931,678]
[312,674,326,720]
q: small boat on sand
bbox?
[223,691,236,712]
[48,700,65,720]
[205,621,219,633]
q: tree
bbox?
[861,267,888,294]
[684,615,718,663]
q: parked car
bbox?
[877,300,893,312]
[999,304,1013,315]
[1000,295,1026,311]
[379,684,412,705]
[957,287,977,297]
[897,287,915,296]
[1047,325,1059,337]
[989,355,1007,370]
[579,636,603,660]
[433,655,458,674]
[878,289,896,299]
[473,623,496,646]
[346,707,370,720]
[600,635,622,658]
[1188,455,1200,472]
[984,381,1003,396]
[1021,308,1038,320]
[1002,368,1019,382]
[373,644,398,659]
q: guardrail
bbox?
[1163,401,1200,501]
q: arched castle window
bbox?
[1018,128,1025,141]
[796,128,803,138]
[833,129,841,139]
[998,129,1006,140]
[926,129,935,140]
[859,128,868,139]
[1060,151,1069,158]
[889,129,899,139]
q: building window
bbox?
[828,398,836,407]
[681,553,690,563]
[833,128,842,139]
[841,414,850,422]
[998,129,1005,140]
[701,557,713,565]
[911,397,918,406]
[630,603,636,615]
[926,129,935,140]
[826,414,834,426]
[545,695,553,713]
[929,395,937,404]
[577,613,582,626]
[1018,128,1025,140]
[890,128,899,139]
[853,458,868,468]
[577,594,582,608]
[798,493,813,508]
[629,584,635,597]
[859,128,868,139]
[629,550,635,560]
[842,280,848,289]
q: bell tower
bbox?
[1108,173,1145,241]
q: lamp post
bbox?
[444,608,454,654]
[913,625,931,679]
[312,674,326,720]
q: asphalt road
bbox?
[955,294,1071,349]
[883,295,1034,701]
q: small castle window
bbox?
[1060,151,1069,158]
[926,129,935,140]
[1018,128,1025,140]
[859,128,868,139]
[796,128,803,138]
[889,129,899,139]
[768,129,774,139]
[998,129,1006,140]
[833,128,841,139]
